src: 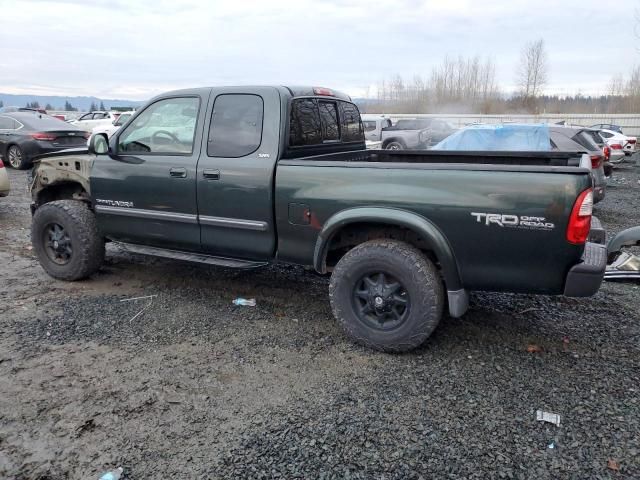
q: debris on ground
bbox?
[120,294,158,323]
[608,459,621,472]
[537,410,561,427]
[98,467,123,480]
[232,298,256,306]
[526,344,543,353]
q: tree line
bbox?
[18,100,107,111]
[360,38,640,115]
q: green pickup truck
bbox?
[29,86,606,352]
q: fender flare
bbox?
[313,207,463,292]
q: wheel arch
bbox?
[32,180,90,213]
[314,207,462,289]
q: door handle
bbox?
[170,167,187,178]
[203,169,220,180]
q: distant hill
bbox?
[0,93,144,111]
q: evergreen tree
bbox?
[89,101,98,112]
[99,101,106,110]
[45,103,54,110]
[0,100,4,108]
[64,101,77,111]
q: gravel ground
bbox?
[0,159,639,479]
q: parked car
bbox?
[397,118,457,144]
[69,111,119,131]
[582,128,621,172]
[361,115,392,142]
[597,128,637,158]
[0,112,90,169]
[590,123,624,134]
[0,160,9,197]
[433,124,608,203]
[381,119,431,150]
[91,111,135,138]
[29,85,605,353]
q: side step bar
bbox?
[115,242,269,269]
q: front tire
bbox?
[7,145,28,169]
[329,239,444,352]
[32,200,105,281]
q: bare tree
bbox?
[517,39,548,108]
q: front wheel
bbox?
[32,200,105,281]
[329,239,444,352]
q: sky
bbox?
[0,0,638,100]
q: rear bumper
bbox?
[563,242,606,297]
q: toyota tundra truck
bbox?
[29,86,606,352]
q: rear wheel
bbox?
[7,145,28,169]
[385,141,405,150]
[329,239,444,352]
[32,200,105,280]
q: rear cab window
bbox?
[289,98,363,148]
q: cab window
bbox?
[208,94,264,158]
[118,97,199,154]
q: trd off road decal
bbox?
[471,212,555,230]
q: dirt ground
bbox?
[1,161,639,479]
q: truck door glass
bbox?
[118,97,199,154]
[208,94,264,158]
[318,101,339,142]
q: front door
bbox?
[91,93,208,251]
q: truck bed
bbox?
[275,150,593,296]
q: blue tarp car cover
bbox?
[433,123,551,151]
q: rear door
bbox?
[196,87,280,260]
[91,91,208,251]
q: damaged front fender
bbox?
[30,151,95,211]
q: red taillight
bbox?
[610,143,622,150]
[31,132,57,141]
[603,146,610,161]
[628,139,636,145]
[0,161,4,168]
[566,188,593,245]
[313,87,335,96]
[590,155,602,169]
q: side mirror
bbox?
[88,133,109,155]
